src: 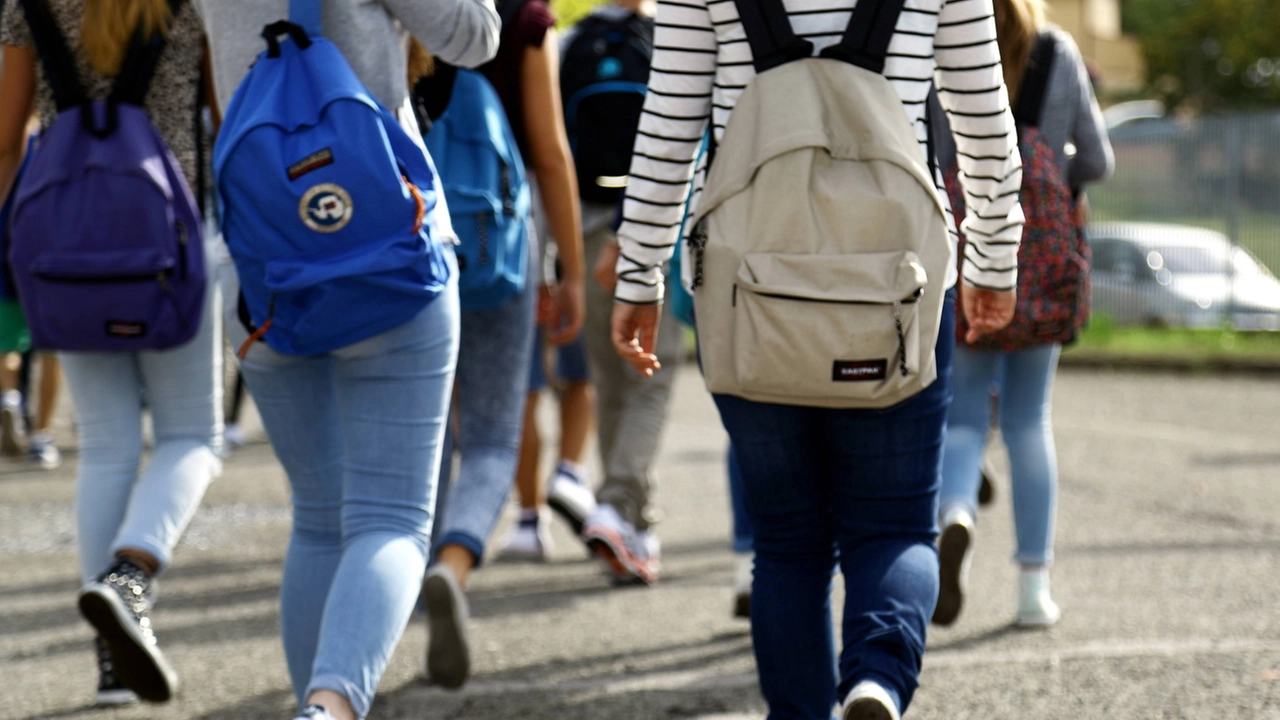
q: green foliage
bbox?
[1124,0,1280,110]
[1068,313,1280,359]
[553,0,608,28]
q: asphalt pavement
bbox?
[3,362,1280,719]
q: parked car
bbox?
[1088,222,1280,330]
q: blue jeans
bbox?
[713,288,956,719]
[61,289,222,584]
[939,343,1061,565]
[229,273,459,718]
[434,274,536,564]
[727,444,753,554]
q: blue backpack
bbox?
[215,1,450,357]
[421,68,530,310]
[7,0,206,352]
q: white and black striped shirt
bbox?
[614,0,1024,304]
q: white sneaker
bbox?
[732,552,752,619]
[547,471,596,535]
[841,680,901,720]
[495,515,551,562]
[932,505,974,626]
[0,392,24,457]
[28,432,61,470]
[293,705,338,720]
[1017,568,1061,627]
[581,504,659,585]
[224,422,248,448]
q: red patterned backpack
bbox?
[947,33,1091,351]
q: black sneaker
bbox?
[94,636,139,707]
[78,560,177,703]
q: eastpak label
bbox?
[105,321,146,338]
[832,360,888,382]
[287,148,335,181]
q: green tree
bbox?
[1124,0,1280,110]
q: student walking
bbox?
[561,0,684,587]
[414,0,586,690]
[200,2,499,719]
[609,0,1025,717]
[932,0,1113,629]
[0,0,219,705]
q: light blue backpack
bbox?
[215,0,450,356]
[423,68,531,310]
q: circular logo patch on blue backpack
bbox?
[300,184,353,233]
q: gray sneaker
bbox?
[0,402,23,457]
[422,564,471,689]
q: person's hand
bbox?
[962,283,1016,343]
[536,285,555,326]
[611,302,662,377]
[545,276,585,345]
[594,240,620,291]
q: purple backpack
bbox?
[6,0,205,352]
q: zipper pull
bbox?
[893,301,909,377]
[157,272,172,292]
[237,295,275,360]
[689,222,708,291]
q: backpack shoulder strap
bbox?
[110,0,186,107]
[498,0,530,31]
[732,0,814,74]
[820,0,909,73]
[1013,32,1057,127]
[18,0,86,111]
[288,0,322,38]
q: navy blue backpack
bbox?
[422,68,531,311]
[7,0,206,352]
[216,0,450,357]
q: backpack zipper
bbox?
[734,286,923,307]
[237,294,275,360]
[35,269,175,285]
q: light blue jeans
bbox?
[61,288,222,585]
[434,273,536,565]
[228,271,459,718]
[938,343,1061,566]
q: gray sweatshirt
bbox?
[196,0,501,116]
[934,27,1113,191]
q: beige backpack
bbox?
[688,0,950,409]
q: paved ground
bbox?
[4,362,1280,719]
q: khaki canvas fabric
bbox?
[690,58,951,409]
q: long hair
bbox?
[81,0,174,76]
[408,39,436,85]
[992,0,1045,106]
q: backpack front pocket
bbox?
[729,251,928,405]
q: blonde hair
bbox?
[992,0,1045,106]
[408,39,436,85]
[81,0,174,76]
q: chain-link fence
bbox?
[1088,110,1280,330]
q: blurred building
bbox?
[1047,0,1144,98]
